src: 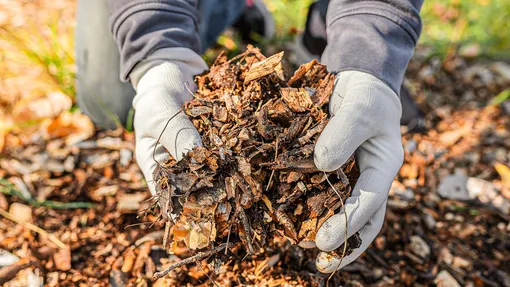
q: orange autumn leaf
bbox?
[42,111,94,145]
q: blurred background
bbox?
[0,0,509,286]
[0,0,509,120]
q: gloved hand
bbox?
[313,71,404,272]
[131,48,208,195]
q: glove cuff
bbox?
[130,47,208,89]
[334,70,402,112]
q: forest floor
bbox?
[0,1,509,287]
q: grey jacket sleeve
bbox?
[108,0,201,82]
[322,0,423,95]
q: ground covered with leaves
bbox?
[1,0,510,286]
[1,46,509,287]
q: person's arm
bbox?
[108,0,202,82]
[322,0,423,94]
[108,0,208,195]
[314,0,423,272]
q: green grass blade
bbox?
[490,89,510,106]
[0,178,95,209]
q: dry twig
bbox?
[153,243,232,280]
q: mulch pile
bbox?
[150,46,360,279]
[0,47,509,287]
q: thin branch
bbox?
[266,138,279,192]
[324,172,349,284]
[153,243,232,281]
[124,222,153,229]
[238,208,254,254]
[163,220,173,251]
[184,82,196,98]
[224,224,233,255]
[0,259,34,285]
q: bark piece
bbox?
[244,52,284,83]
[281,88,313,113]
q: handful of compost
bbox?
[152,46,361,268]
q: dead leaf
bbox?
[42,111,94,145]
[12,91,72,122]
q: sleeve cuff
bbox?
[109,1,201,82]
[322,1,422,95]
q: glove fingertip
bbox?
[314,144,338,172]
[313,119,356,172]
[316,252,342,273]
[156,116,202,161]
[173,128,202,161]
[315,218,344,252]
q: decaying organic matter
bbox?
[151,46,360,275]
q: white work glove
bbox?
[131,48,208,195]
[313,71,404,272]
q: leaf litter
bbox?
[0,46,508,286]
